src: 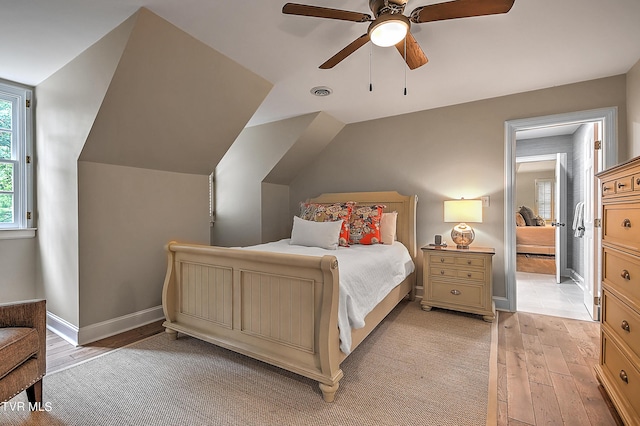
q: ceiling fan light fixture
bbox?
[369,14,409,47]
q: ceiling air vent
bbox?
[310,86,332,97]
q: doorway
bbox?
[504,108,618,320]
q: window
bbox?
[0,81,33,234]
[535,178,554,221]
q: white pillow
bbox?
[290,216,343,250]
[380,211,398,245]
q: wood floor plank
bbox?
[532,315,560,347]
[550,371,592,426]
[567,363,618,426]
[517,312,538,336]
[506,349,536,425]
[504,312,526,355]
[542,344,571,375]
[521,334,552,386]
[530,382,563,425]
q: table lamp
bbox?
[444,198,483,249]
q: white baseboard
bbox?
[569,269,585,290]
[47,305,165,346]
[46,311,80,347]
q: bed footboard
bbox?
[161,241,343,402]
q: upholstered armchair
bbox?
[0,299,46,407]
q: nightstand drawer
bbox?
[455,256,485,268]
[601,332,640,418]
[428,280,484,309]
[457,270,485,281]
[429,267,457,278]
[603,247,640,308]
[602,291,640,360]
[429,254,456,265]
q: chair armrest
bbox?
[0,299,47,372]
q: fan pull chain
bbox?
[369,43,373,92]
[403,39,407,96]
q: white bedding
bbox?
[241,239,415,354]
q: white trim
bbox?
[504,107,618,312]
[47,305,165,346]
[77,305,164,345]
[0,228,36,239]
[46,311,80,346]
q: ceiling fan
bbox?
[282,0,515,70]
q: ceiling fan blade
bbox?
[320,34,370,69]
[410,0,515,23]
[283,3,372,22]
[395,32,428,70]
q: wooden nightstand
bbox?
[421,245,496,322]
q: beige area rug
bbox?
[3,301,495,426]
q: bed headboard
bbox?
[308,191,418,260]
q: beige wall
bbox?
[628,58,640,158]
[35,8,270,337]
[516,170,555,217]
[213,113,344,247]
[78,162,209,326]
[290,75,628,299]
[35,14,136,326]
[0,238,36,303]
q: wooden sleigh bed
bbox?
[161,191,417,402]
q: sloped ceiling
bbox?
[264,112,345,185]
[79,8,272,175]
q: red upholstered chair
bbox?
[0,299,46,407]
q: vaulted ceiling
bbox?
[4,1,640,126]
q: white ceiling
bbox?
[3,0,640,126]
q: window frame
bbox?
[534,178,554,222]
[0,80,34,238]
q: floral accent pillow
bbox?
[299,202,353,247]
[350,205,385,245]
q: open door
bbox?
[583,123,603,320]
[552,153,567,283]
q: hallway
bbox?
[516,272,594,322]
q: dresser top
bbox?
[421,245,495,255]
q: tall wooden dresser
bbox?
[596,156,640,425]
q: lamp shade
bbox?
[444,199,483,223]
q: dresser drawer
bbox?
[603,203,640,251]
[428,280,484,309]
[602,291,640,360]
[602,175,636,197]
[603,247,640,308]
[601,332,640,419]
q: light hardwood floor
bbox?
[497,311,622,425]
[43,312,622,425]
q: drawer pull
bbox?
[621,320,630,332]
[467,273,472,278]
[617,182,626,189]
[619,370,629,384]
[440,270,445,275]
[603,185,611,192]
[621,270,631,280]
[637,177,640,185]
[467,260,472,265]
[622,218,631,228]
[440,258,445,263]
[450,289,461,296]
